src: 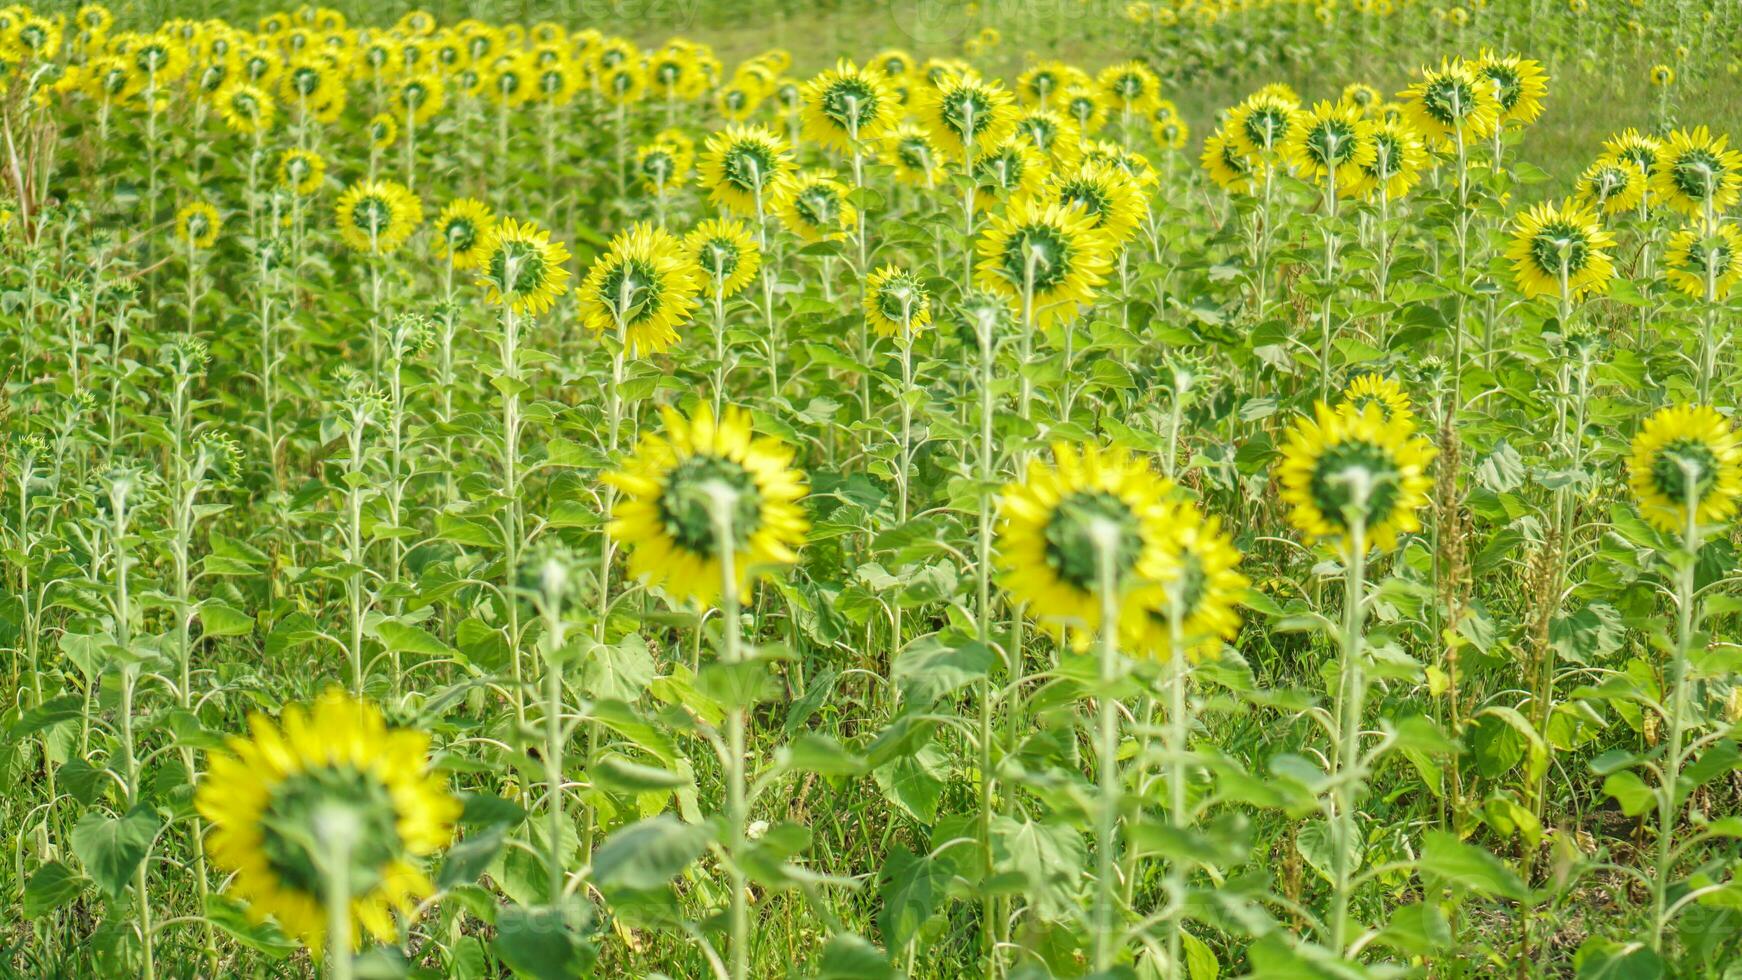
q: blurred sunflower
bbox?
[276,148,325,196]
[801,59,897,153]
[1201,131,1256,195]
[606,403,808,607]
[175,202,221,249]
[1341,82,1382,112]
[578,222,702,355]
[975,198,1113,326]
[1341,374,1415,423]
[196,690,459,953]
[1014,108,1080,165]
[214,82,275,134]
[1016,60,1073,108]
[916,70,1017,161]
[367,113,398,153]
[1651,126,1742,218]
[1277,401,1436,552]
[862,265,932,339]
[1664,223,1742,299]
[1506,200,1615,300]
[698,124,797,217]
[432,198,495,271]
[1347,117,1428,200]
[1026,160,1145,244]
[1627,405,1742,534]
[1649,64,1675,87]
[1061,82,1110,134]
[773,170,857,244]
[1138,500,1248,661]
[997,442,1173,649]
[972,137,1049,210]
[636,141,692,195]
[474,218,571,316]
[685,218,761,298]
[1097,60,1163,116]
[334,179,423,254]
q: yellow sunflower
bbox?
[1651,126,1742,219]
[975,198,1113,327]
[862,265,932,339]
[971,137,1050,210]
[214,82,275,134]
[1649,64,1675,87]
[1473,50,1549,126]
[432,198,496,271]
[698,124,797,217]
[1346,117,1428,201]
[1340,373,1415,423]
[476,218,571,315]
[915,70,1017,161]
[635,141,692,195]
[1505,199,1615,301]
[276,148,325,196]
[997,442,1174,649]
[1023,159,1146,245]
[1225,91,1302,159]
[390,73,445,126]
[1277,401,1437,553]
[578,222,703,356]
[1627,405,1742,535]
[1397,58,1499,146]
[1097,60,1163,116]
[1574,160,1646,216]
[335,179,423,254]
[684,218,762,298]
[1341,82,1382,112]
[196,690,460,953]
[772,170,858,244]
[800,59,897,153]
[1016,60,1073,108]
[1061,83,1110,134]
[1664,223,1742,300]
[1282,100,1375,188]
[882,121,942,187]
[1201,131,1256,194]
[606,403,809,607]
[1138,500,1249,662]
[175,202,221,249]
[1152,116,1189,151]
[367,113,398,153]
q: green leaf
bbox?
[816,933,896,979]
[376,620,453,656]
[22,861,87,918]
[491,904,595,980]
[1602,771,1655,817]
[878,845,947,952]
[892,637,993,706]
[1419,830,1527,900]
[872,742,948,823]
[591,816,707,892]
[1182,931,1220,980]
[776,732,869,777]
[204,894,298,958]
[71,805,160,898]
[438,824,507,890]
[1294,820,1359,885]
[578,634,655,702]
[1373,902,1452,955]
[990,814,1084,919]
[197,600,255,637]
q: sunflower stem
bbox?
[1651,488,1702,950]
[1329,501,1370,957]
[1090,519,1124,973]
[707,486,751,980]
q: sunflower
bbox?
[698,124,797,217]
[1226,91,1301,159]
[800,59,897,153]
[648,45,706,101]
[997,443,1174,649]
[1664,223,1742,300]
[773,170,858,244]
[1061,82,1109,134]
[1025,160,1145,245]
[685,218,761,298]
[367,113,398,153]
[175,202,221,249]
[1627,405,1742,535]
[881,121,941,187]
[579,222,702,356]
[276,148,325,196]
[1282,100,1375,188]
[432,198,495,271]
[1152,116,1189,151]
[1649,64,1675,87]
[1602,128,1663,180]
[636,141,692,195]
[532,60,582,105]
[1201,131,1256,195]
[915,70,1017,161]
[714,77,764,122]
[1473,50,1549,126]
[599,62,645,106]
[475,218,571,316]
[972,137,1049,210]
[1346,118,1428,201]
[1650,127,1742,219]
[1277,401,1437,552]
[334,179,423,254]
[862,265,932,339]
[1340,373,1415,423]
[1398,58,1499,146]
[1574,160,1645,216]
[1016,60,1073,108]
[1505,200,1615,301]
[606,403,808,607]
[277,54,341,112]
[391,74,445,126]
[196,690,460,953]
[1097,60,1163,116]
[974,198,1113,327]
[1138,500,1248,661]
[1341,82,1382,112]
[214,82,274,134]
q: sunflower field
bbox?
[6,0,1742,976]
